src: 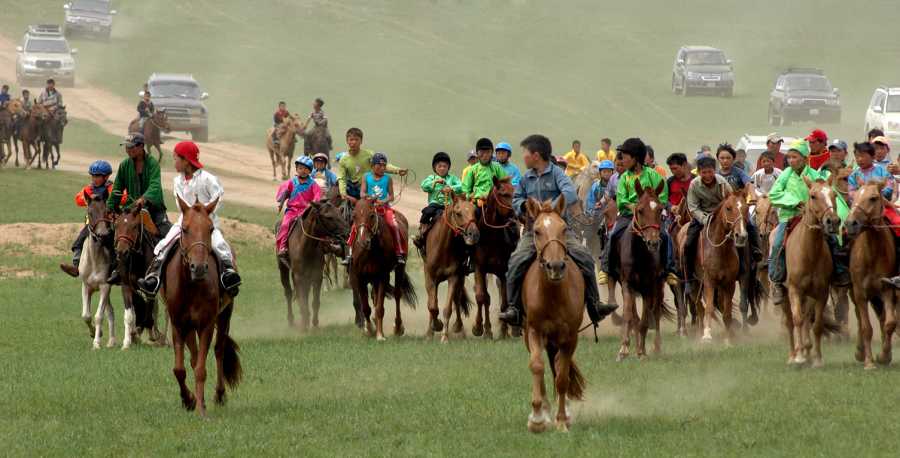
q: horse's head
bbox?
[54,106,68,125]
[6,100,24,117]
[352,197,379,251]
[305,199,351,240]
[832,166,852,200]
[754,195,777,235]
[717,188,749,247]
[178,195,218,282]
[803,176,841,236]
[846,180,885,237]
[445,190,479,245]
[84,191,112,239]
[30,104,49,122]
[153,109,170,133]
[527,196,569,282]
[630,178,665,251]
[491,176,516,218]
[113,203,145,258]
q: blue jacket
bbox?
[311,168,338,189]
[498,161,522,187]
[513,162,578,223]
[585,180,608,216]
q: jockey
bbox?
[346,152,408,264]
[495,141,521,187]
[563,140,590,178]
[461,150,478,181]
[665,153,694,207]
[767,140,848,305]
[59,160,127,277]
[680,156,733,294]
[272,101,289,146]
[0,85,9,107]
[310,153,338,191]
[848,141,894,201]
[21,89,33,111]
[275,155,322,266]
[138,141,242,296]
[37,79,63,112]
[336,127,407,204]
[106,133,171,284]
[585,159,615,217]
[461,137,507,203]
[498,134,616,328]
[136,91,155,130]
[598,138,678,286]
[413,151,463,248]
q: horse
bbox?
[39,106,67,169]
[113,203,166,348]
[278,200,350,330]
[670,199,696,336]
[611,179,673,361]
[782,177,842,367]
[471,177,519,339]
[753,194,779,304]
[694,189,749,344]
[302,117,333,161]
[266,113,305,181]
[129,109,170,163]
[78,191,117,349]
[827,167,853,338]
[20,104,49,170]
[421,190,479,343]
[0,106,13,166]
[845,180,898,369]
[522,196,586,433]
[349,198,417,341]
[162,196,242,417]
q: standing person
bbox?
[848,142,893,200]
[819,139,849,179]
[310,153,338,191]
[461,137,506,202]
[304,97,333,160]
[665,153,694,207]
[37,79,63,111]
[414,152,463,245]
[498,134,616,327]
[716,144,751,191]
[585,160,615,217]
[0,85,10,107]
[750,152,782,197]
[137,141,242,296]
[645,145,668,178]
[756,133,785,170]
[136,91,155,130]
[494,141,521,186]
[596,137,614,162]
[274,155,322,265]
[806,128,831,170]
[336,127,407,204]
[271,101,290,147]
[563,140,590,177]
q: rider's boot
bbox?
[498,303,524,327]
[597,270,609,285]
[106,262,122,285]
[59,247,82,278]
[341,246,352,265]
[772,283,787,305]
[137,255,165,295]
[412,223,429,249]
[221,259,242,297]
[277,250,290,269]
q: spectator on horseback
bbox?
[461,150,478,181]
[414,151,463,248]
[563,140,590,178]
[59,160,127,278]
[272,101,290,146]
[495,141,521,186]
[598,137,678,286]
[37,78,63,112]
[336,127,407,204]
[462,137,507,203]
[137,141,242,297]
[275,155,322,266]
[585,159,615,217]
[806,129,832,170]
[106,133,171,284]
[346,152,407,265]
[311,153,338,190]
[873,136,893,169]
[767,140,849,305]
[136,91,155,131]
[0,85,10,108]
[750,152,782,197]
[498,134,616,328]
[666,153,694,207]
[848,141,893,201]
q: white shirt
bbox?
[751,167,782,196]
[173,169,224,228]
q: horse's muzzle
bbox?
[824,215,841,236]
[190,262,209,281]
[734,233,748,248]
[464,227,480,245]
[542,260,566,282]
[845,219,862,237]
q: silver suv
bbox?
[671,46,735,97]
[16,25,78,87]
[141,74,210,142]
[64,0,117,40]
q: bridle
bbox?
[535,234,568,269]
[630,208,661,240]
[300,203,342,244]
[480,187,517,229]
[87,211,114,241]
[443,201,477,236]
[179,235,211,267]
[705,200,744,247]
[802,186,837,232]
[115,211,146,254]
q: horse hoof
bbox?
[106,338,117,348]
[440,334,449,344]
[92,342,100,350]
[616,352,627,362]
[864,362,878,371]
[789,355,807,367]
[511,326,523,337]
[855,348,865,363]
[182,394,197,411]
[876,353,892,365]
[484,329,494,340]
[556,421,569,433]
[214,389,227,406]
[394,325,405,337]
[451,321,463,334]
[527,414,548,434]
[376,335,386,342]
[812,358,824,369]
[431,318,444,333]
[472,324,484,337]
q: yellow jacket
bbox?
[563,151,590,177]
[596,149,615,162]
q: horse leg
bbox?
[81,282,96,341]
[122,289,136,350]
[497,274,510,339]
[297,280,311,332]
[701,281,715,342]
[424,274,439,339]
[91,288,104,349]
[312,275,323,329]
[637,294,651,359]
[359,281,374,336]
[787,287,806,366]
[526,328,550,433]
[723,283,737,346]
[617,288,634,361]
[441,277,455,344]
[172,326,196,411]
[394,291,404,337]
[554,348,572,432]
[472,270,486,337]
[877,293,896,365]
[852,290,874,368]
[193,324,214,417]
[374,281,386,342]
[101,285,117,348]
[811,296,826,368]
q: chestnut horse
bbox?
[21,104,49,170]
[611,179,672,361]
[421,190,479,342]
[471,177,519,339]
[522,196,585,433]
[670,199,694,336]
[782,177,842,367]
[266,114,306,181]
[39,105,67,169]
[350,198,417,341]
[129,109,170,163]
[278,200,350,330]
[753,194,779,303]
[845,181,897,369]
[162,196,242,417]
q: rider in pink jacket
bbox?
[276,155,322,263]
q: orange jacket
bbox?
[75,183,127,207]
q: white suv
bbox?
[865,86,900,144]
[15,25,78,87]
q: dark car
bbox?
[64,0,116,40]
[671,46,735,97]
[141,73,209,142]
[768,68,841,126]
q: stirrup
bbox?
[498,307,523,326]
[138,275,160,295]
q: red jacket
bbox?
[75,183,127,207]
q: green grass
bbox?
[4,0,900,175]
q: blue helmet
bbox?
[88,160,113,176]
[598,160,615,171]
[495,142,512,154]
[372,152,388,165]
[294,155,313,170]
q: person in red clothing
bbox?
[272,101,290,146]
[665,152,694,206]
[806,128,831,170]
[755,133,785,170]
[60,160,127,277]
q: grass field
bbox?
[3,168,900,456]
[4,0,900,175]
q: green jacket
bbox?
[107,153,165,211]
[461,161,506,200]
[337,149,400,196]
[616,167,668,216]
[421,173,462,206]
[768,165,820,222]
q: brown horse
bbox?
[782,177,842,367]
[669,199,694,336]
[694,189,749,344]
[471,177,519,339]
[129,110,170,163]
[421,190,479,342]
[266,114,306,181]
[350,198,417,341]
[162,196,241,417]
[278,200,350,330]
[753,194,779,303]
[522,196,585,433]
[302,116,333,160]
[20,104,49,170]
[845,181,897,369]
[612,179,672,361]
[0,102,18,165]
[39,106,67,169]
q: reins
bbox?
[480,190,517,229]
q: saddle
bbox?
[884,206,900,237]
[783,216,802,242]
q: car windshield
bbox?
[785,75,832,92]
[685,51,725,65]
[886,95,900,113]
[149,82,202,99]
[72,0,110,14]
[25,39,69,54]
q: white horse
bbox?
[77,193,119,349]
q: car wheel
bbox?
[192,127,209,143]
[724,88,734,98]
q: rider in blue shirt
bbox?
[494,141,521,186]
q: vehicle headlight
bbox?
[825,98,839,106]
[686,72,700,80]
[787,98,802,105]
[23,58,38,68]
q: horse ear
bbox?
[654,179,665,197]
[802,175,813,189]
[177,195,190,214]
[553,195,566,216]
[204,198,219,214]
[525,198,541,220]
[873,178,886,193]
[634,178,644,196]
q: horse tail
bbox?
[222,334,243,389]
[278,256,292,302]
[393,265,418,309]
[870,295,885,318]
[453,273,472,316]
[817,314,843,336]
[567,360,586,401]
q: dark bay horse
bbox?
[278,200,349,330]
[39,106,67,169]
[162,196,241,417]
[669,200,693,336]
[421,190,479,342]
[0,103,15,165]
[129,110,170,163]
[846,181,897,369]
[350,198,417,341]
[522,196,585,433]
[21,104,49,170]
[472,177,519,339]
[753,194,779,305]
[612,179,673,361]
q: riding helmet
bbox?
[495,142,512,154]
[312,153,329,162]
[88,160,113,176]
[598,160,615,171]
[432,152,451,169]
[294,155,314,170]
[372,152,388,165]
